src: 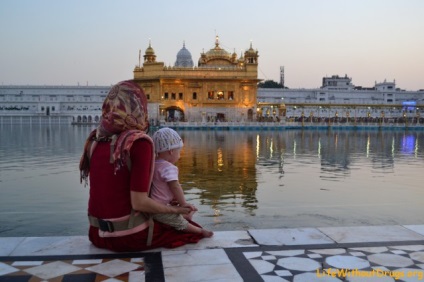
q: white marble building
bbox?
[258,75,424,122]
[0,85,108,124]
[1,75,423,124]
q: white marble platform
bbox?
[247,225,424,246]
[318,225,424,244]
[162,249,243,281]
[248,227,335,246]
[2,225,424,257]
[0,231,256,257]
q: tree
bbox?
[258,80,285,88]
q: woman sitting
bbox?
[79,80,205,252]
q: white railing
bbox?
[158,120,423,129]
[160,121,286,127]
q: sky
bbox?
[1,0,423,90]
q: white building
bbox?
[1,75,423,124]
[257,75,424,123]
[0,85,108,124]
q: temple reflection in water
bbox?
[178,131,259,217]
[174,129,422,227]
[1,124,423,235]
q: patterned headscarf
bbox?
[79,80,152,184]
[97,80,149,136]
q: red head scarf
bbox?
[97,80,149,136]
[79,80,152,184]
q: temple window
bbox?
[228,91,234,100]
[171,93,176,100]
[192,92,197,100]
[164,92,169,100]
[217,91,224,100]
[146,94,150,100]
[179,93,183,100]
[208,91,214,100]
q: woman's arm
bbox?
[131,191,190,214]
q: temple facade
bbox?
[133,36,260,124]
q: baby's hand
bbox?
[183,211,194,221]
[182,203,197,212]
[175,206,191,215]
[181,204,196,220]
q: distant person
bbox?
[79,80,207,252]
[150,127,213,238]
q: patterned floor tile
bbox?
[226,244,424,282]
[0,252,163,281]
[24,261,82,280]
[2,241,424,281]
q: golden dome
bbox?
[199,36,234,66]
[245,42,257,56]
[143,40,157,63]
[205,36,231,58]
[145,43,155,56]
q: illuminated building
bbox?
[133,36,260,124]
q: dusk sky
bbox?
[1,0,423,90]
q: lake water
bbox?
[0,124,423,237]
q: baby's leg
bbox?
[184,223,213,238]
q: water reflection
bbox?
[0,124,423,236]
[178,131,258,216]
[177,129,423,230]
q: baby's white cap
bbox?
[153,127,183,153]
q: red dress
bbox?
[88,139,203,252]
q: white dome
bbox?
[174,42,194,67]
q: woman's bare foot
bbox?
[201,229,214,238]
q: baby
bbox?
[150,127,213,237]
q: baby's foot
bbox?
[201,229,214,238]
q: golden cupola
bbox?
[244,42,259,64]
[144,41,156,63]
[198,35,234,67]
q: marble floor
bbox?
[1,225,424,281]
